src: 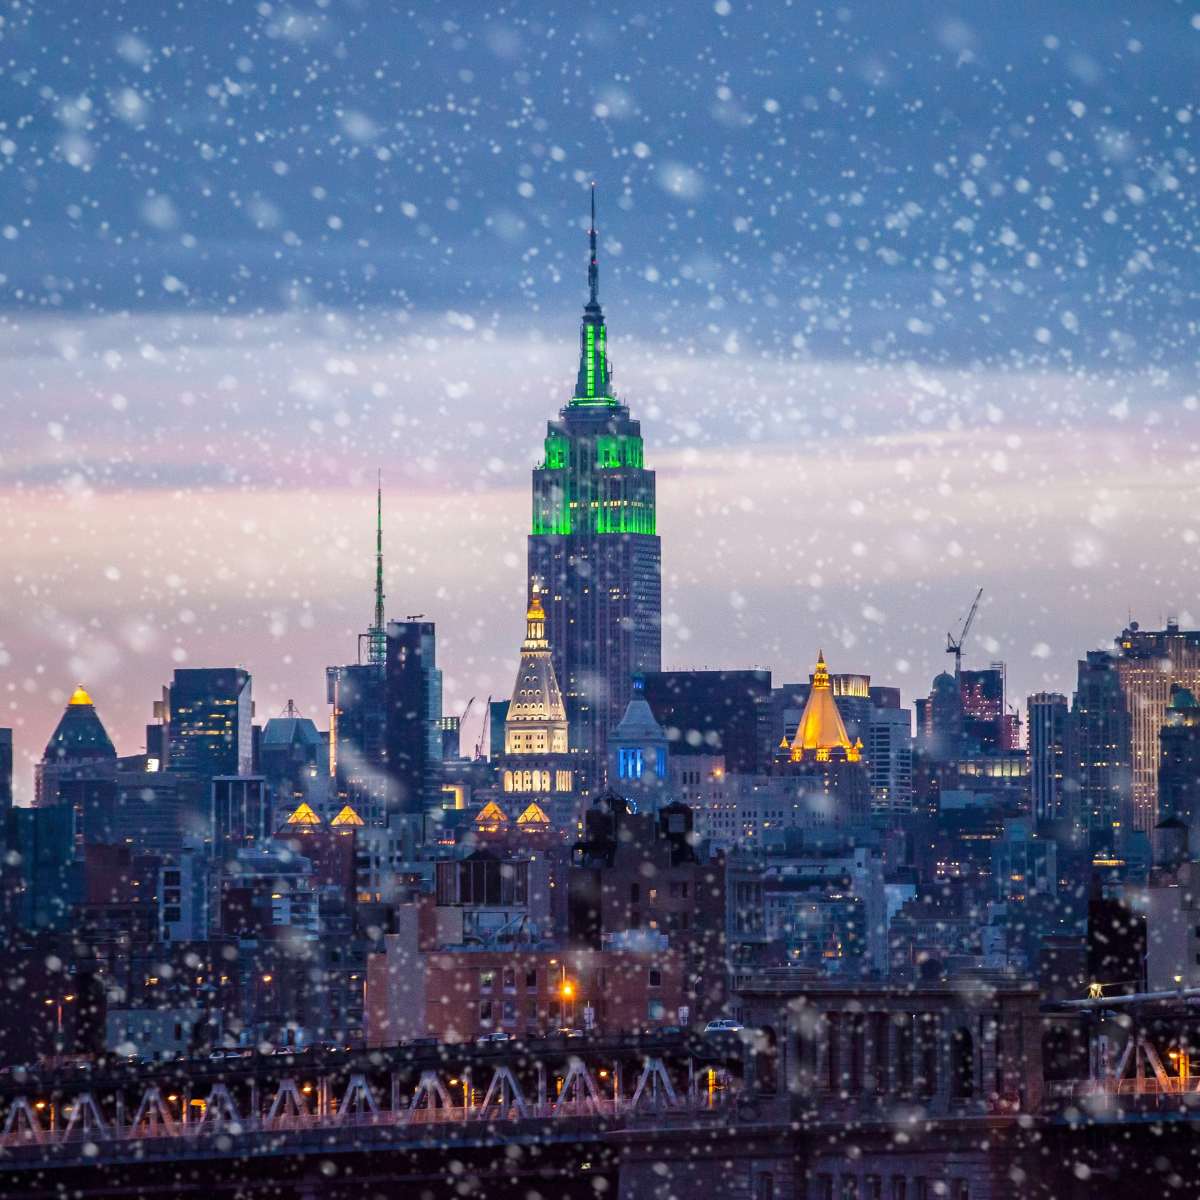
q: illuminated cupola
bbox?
[504,587,569,756]
[499,586,577,831]
[790,652,863,764]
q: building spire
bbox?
[367,470,386,665]
[573,182,613,404]
[588,181,599,311]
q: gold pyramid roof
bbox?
[474,800,509,829]
[330,803,364,827]
[790,652,861,763]
[515,800,551,826]
[285,801,322,826]
[69,685,95,706]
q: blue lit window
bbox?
[619,748,644,779]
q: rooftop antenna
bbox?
[587,181,599,310]
[360,471,387,666]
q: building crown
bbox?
[790,651,862,763]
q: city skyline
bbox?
[3,1,1199,795]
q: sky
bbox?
[1,1,1198,798]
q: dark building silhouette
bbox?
[260,706,326,827]
[1071,650,1132,845]
[960,665,1007,754]
[642,669,772,774]
[917,671,964,762]
[35,687,118,808]
[327,480,392,825]
[1028,692,1070,824]
[1159,685,1200,831]
[385,619,442,828]
[159,668,253,780]
[0,728,11,811]
[528,191,661,783]
[5,804,77,931]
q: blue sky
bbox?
[1,1,1198,793]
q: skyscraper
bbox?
[1071,650,1131,843]
[960,665,1009,754]
[1028,692,1069,825]
[528,188,661,783]
[1158,686,1200,831]
[328,479,390,824]
[0,729,11,811]
[160,669,254,780]
[643,670,773,775]
[1112,622,1200,833]
[35,688,118,829]
[385,619,442,830]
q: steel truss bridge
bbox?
[6,1001,1200,1199]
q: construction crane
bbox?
[458,696,475,759]
[474,694,493,760]
[946,587,983,682]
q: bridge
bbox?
[7,986,1200,1198]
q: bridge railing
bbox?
[0,1056,738,1158]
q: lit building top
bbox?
[790,653,863,763]
[330,803,364,827]
[42,685,116,763]
[285,801,322,826]
[516,800,551,827]
[504,586,569,755]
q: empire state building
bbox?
[528,189,662,783]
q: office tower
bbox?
[1111,622,1200,832]
[527,189,661,782]
[960,665,1008,754]
[497,588,577,830]
[922,671,964,761]
[328,480,391,824]
[385,619,442,829]
[642,670,773,774]
[159,669,253,780]
[1071,650,1131,843]
[1028,692,1070,824]
[260,703,328,825]
[1159,686,1200,830]
[210,775,270,855]
[866,702,914,819]
[4,804,77,930]
[608,678,671,816]
[488,700,510,762]
[0,729,11,810]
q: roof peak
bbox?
[68,685,94,706]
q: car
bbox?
[476,1031,512,1044]
[555,1028,585,1039]
[704,1019,746,1034]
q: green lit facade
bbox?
[528,191,662,781]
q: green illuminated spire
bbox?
[573,183,615,405]
[367,471,386,665]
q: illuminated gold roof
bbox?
[285,801,322,826]
[330,804,364,827]
[516,800,550,826]
[474,800,508,829]
[68,685,94,707]
[790,652,862,763]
